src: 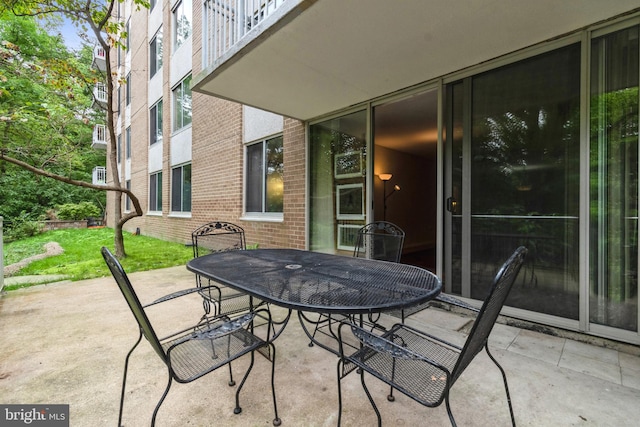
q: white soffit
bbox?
[194,0,640,120]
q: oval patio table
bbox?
[187,248,442,354]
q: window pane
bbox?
[174,0,192,49]
[469,44,581,318]
[150,173,157,210]
[126,73,131,105]
[590,26,639,331]
[157,172,162,210]
[173,83,183,130]
[266,136,284,212]
[183,164,191,212]
[309,110,367,253]
[150,172,162,211]
[183,75,192,127]
[246,143,263,212]
[171,167,182,211]
[150,30,162,78]
[125,127,131,159]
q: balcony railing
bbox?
[92,124,107,149]
[93,83,107,106]
[92,46,107,71]
[92,166,107,185]
[203,0,285,67]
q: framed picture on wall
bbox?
[337,224,361,251]
[334,151,363,178]
[336,183,365,220]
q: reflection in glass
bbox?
[310,111,367,253]
[590,26,638,331]
[464,44,582,318]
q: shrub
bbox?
[56,202,101,221]
[3,211,42,242]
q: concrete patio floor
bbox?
[1,266,639,426]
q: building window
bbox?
[172,74,192,131]
[125,179,131,211]
[150,100,163,145]
[125,127,131,159]
[173,0,191,50]
[117,85,121,111]
[150,0,156,11]
[171,163,191,212]
[149,172,162,212]
[150,28,163,78]
[125,73,131,106]
[125,18,130,51]
[117,134,122,164]
[246,135,283,214]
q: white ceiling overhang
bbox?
[192,0,640,121]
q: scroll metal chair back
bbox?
[192,221,246,256]
[101,247,280,427]
[308,221,405,346]
[337,246,527,427]
[191,221,256,316]
[353,221,405,263]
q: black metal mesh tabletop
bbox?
[187,249,441,314]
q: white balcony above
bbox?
[92,124,107,150]
[193,0,640,121]
[92,166,107,185]
[93,83,107,108]
[92,46,107,71]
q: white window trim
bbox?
[242,134,284,220]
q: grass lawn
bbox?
[3,227,193,287]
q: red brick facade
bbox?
[105,0,307,249]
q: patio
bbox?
[1,265,639,426]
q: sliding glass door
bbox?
[590,26,639,332]
[446,44,582,318]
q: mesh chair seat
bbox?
[343,323,460,407]
[163,314,267,383]
[336,246,527,427]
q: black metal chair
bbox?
[352,221,405,262]
[191,221,261,317]
[336,246,527,427]
[308,222,405,346]
[101,247,281,427]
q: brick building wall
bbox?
[105,0,308,250]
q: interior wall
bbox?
[374,145,437,252]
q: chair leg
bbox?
[228,363,236,386]
[233,351,256,415]
[151,368,173,427]
[485,344,516,427]
[268,343,281,426]
[444,393,458,427]
[118,331,143,427]
[360,370,382,427]
[336,360,345,427]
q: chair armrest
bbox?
[192,312,256,340]
[435,292,479,312]
[337,321,422,360]
[349,322,422,360]
[144,285,220,307]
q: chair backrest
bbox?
[101,247,167,363]
[353,221,405,263]
[451,246,527,384]
[191,221,246,258]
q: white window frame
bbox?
[172,74,192,132]
[242,134,284,222]
[150,100,163,145]
[150,28,163,79]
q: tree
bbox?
[0,1,148,258]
